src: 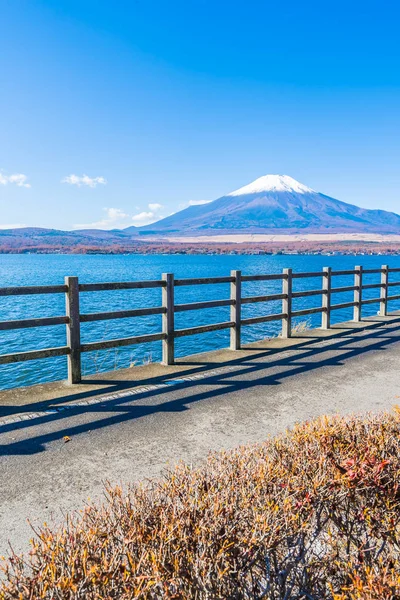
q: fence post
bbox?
[321,266,331,329]
[353,265,363,322]
[162,273,175,365]
[282,268,292,338]
[230,270,241,350]
[65,276,81,384]
[379,264,389,316]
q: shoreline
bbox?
[3,233,400,256]
[2,244,400,256]
[144,233,400,243]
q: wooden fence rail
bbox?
[1,264,400,385]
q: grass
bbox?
[291,318,312,334]
[1,409,400,598]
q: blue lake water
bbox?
[1,253,400,390]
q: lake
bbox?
[1,253,399,390]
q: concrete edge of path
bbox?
[1,311,400,421]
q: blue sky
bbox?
[1,0,400,230]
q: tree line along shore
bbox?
[1,240,400,255]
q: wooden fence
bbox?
[1,264,400,385]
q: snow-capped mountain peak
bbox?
[131,172,400,235]
[227,174,315,197]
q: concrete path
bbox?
[1,314,400,559]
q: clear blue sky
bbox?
[1,0,400,230]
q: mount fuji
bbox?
[134,174,400,235]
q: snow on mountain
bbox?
[136,174,400,235]
[227,174,314,196]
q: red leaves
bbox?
[2,411,400,598]
[337,455,392,486]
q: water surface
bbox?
[1,253,399,390]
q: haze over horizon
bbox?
[2,1,400,231]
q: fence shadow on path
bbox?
[0,320,399,456]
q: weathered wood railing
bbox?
[1,264,400,385]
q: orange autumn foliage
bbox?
[1,409,400,599]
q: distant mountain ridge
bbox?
[133,175,400,235]
[1,174,400,251]
[0,226,137,251]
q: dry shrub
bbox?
[2,410,400,599]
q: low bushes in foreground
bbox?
[2,410,400,599]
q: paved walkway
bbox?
[1,314,400,558]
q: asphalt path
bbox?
[1,317,400,559]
